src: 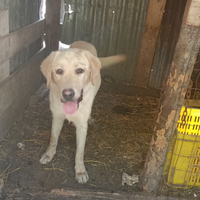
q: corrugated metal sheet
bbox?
[148,0,187,89]
[61,0,149,84]
[0,0,41,74]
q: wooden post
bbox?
[45,0,61,56]
[134,0,167,87]
[139,0,200,192]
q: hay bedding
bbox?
[0,89,159,198]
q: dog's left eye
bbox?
[76,68,84,74]
[56,69,63,75]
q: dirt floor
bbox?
[0,84,199,199]
[0,84,159,199]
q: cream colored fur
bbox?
[40,41,125,184]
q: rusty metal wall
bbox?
[61,0,149,84]
[0,0,42,74]
[148,0,187,89]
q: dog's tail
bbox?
[99,55,126,68]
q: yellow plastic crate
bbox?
[165,106,200,188]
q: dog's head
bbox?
[41,48,101,115]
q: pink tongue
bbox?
[63,101,78,115]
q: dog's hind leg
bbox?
[40,114,64,164]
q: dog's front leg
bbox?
[40,115,64,164]
[74,121,89,184]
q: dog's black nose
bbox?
[62,89,75,100]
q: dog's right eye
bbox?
[76,68,84,74]
[56,69,63,75]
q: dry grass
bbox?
[20,90,159,175]
[6,88,200,198]
[1,89,200,197]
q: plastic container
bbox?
[165,106,200,188]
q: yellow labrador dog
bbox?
[40,41,125,184]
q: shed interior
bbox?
[0,0,200,199]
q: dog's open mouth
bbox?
[61,90,83,115]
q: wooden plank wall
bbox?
[1,1,42,76]
[0,1,61,140]
[0,19,45,65]
[0,17,45,140]
[0,49,45,140]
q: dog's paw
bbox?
[40,150,55,164]
[75,171,89,184]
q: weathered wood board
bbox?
[0,48,45,140]
[0,10,9,37]
[0,19,45,66]
[186,0,200,26]
[0,10,9,82]
[32,188,188,200]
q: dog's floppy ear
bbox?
[40,52,57,87]
[84,51,101,85]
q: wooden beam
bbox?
[0,48,45,141]
[186,0,200,26]
[45,0,61,56]
[139,0,200,192]
[100,82,160,98]
[0,10,9,82]
[0,19,45,65]
[32,188,188,200]
[134,0,167,87]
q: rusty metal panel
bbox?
[0,0,41,74]
[148,0,187,89]
[61,0,149,84]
